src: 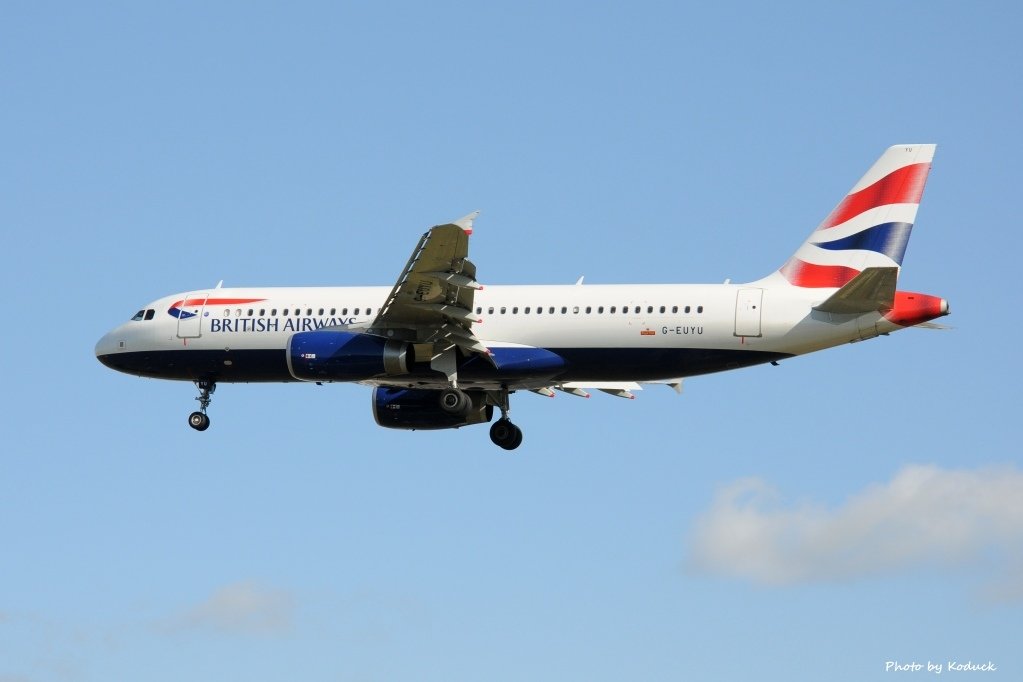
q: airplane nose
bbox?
[95,330,123,365]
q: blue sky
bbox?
[3,1,1022,680]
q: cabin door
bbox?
[175,292,209,338]
[734,288,763,337]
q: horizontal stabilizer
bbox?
[813,267,898,314]
[645,378,684,394]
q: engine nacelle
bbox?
[372,387,493,430]
[287,331,409,382]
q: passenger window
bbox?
[500,307,507,314]
[259,309,266,316]
[573,306,580,314]
[236,309,242,317]
[306,308,313,316]
[367,308,373,315]
[698,305,704,313]
[144,309,155,320]
[685,306,691,313]
[659,306,665,313]
[476,307,482,314]
[318,308,324,316]
[512,307,518,314]
[647,306,653,313]
[330,308,336,315]
[672,306,678,313]
[622,307,628,314]
[598,306,604,314]
[224,308,230,316]
[610,306,616,313]
[488,307,494,314]
[354,308,360,315]
[537,307,543,315]
[561,306,567,314]
[271,309,277,316]
[342,308,348,315]
[635,306,640,313]
[247,309,253,317]
[549,307,555,314]
[525,307,531,314]
[585,306,591,314]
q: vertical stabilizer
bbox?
[775,144,935,288]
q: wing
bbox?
[368,212,491,365]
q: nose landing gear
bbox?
[188,380,216,432]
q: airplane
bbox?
[95,144,949,450]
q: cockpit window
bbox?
[131,310,145,321]
[144,309,155,320]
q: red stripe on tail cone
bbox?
[820,162,930,229]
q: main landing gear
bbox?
[490,419,522,450]
[188,379,216,432]
[487,387,522,451]
[438,387,472,416]
[438,385,523,450]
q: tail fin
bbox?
[776,144,936,288]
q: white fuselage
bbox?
[95,280,903,388]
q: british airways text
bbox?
[208,316,357,333]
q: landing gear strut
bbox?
[488,387,522,450]
[188,379,216,432]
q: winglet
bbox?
[452,211,480,235]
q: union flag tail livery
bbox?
[96,145,949,450]
[777,144,934,288]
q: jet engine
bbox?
[372,387,493,430]
[287,331,409,382]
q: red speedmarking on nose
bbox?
[884,291,949,327]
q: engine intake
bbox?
[287,331,409,381]
[372,387,493,430]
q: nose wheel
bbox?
[188,380,216,432]
[188,411,211,431]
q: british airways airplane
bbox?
[96,145,948,449]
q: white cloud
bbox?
[688,464,1023,591]
[165,581,294,636]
